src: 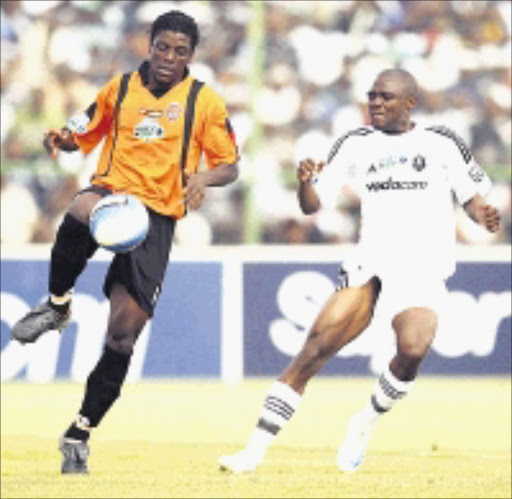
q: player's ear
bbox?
[406,96,416,110]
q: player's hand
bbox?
[43,128,77,158]
[297,158,324,183]
[183,172,206,210]
[43,129,61,158]
[479,204,501,233]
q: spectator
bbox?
[1,0,510,245]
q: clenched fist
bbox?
[43,128,78,158]
[297,158,325,183]
[478,203,501,233]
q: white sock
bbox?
[50,290,73,305]
[244,381,302,460]
[75,414,92,432]
[360,364,415,426]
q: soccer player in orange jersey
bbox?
[11,10,239,474]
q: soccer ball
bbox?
[89,193,149,253]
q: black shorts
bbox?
[78,185,176,317]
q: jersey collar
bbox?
[138,60,190,97]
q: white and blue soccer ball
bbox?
[89,193,149,253]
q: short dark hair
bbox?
[377,69,418,99]
[150,10,199,52]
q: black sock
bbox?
[64,423,90,442]
[77,345,132,428]
[49,213,98,296]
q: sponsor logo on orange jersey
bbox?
[167,102,182,122]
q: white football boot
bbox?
[218,449,261,474]
[337,413,372,472]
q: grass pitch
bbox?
[1,377,511,498]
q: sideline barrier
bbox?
[1,244,510,383]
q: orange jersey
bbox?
[67,64,238,218]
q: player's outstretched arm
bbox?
[463,193,501,233]
[297,158,324,214]
[43,127,79,158]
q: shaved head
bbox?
[375,69,419,100]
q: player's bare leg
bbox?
[338,307,437,472]
[280,277,381,392]
[219,277,381,473]
[390,307,437,381]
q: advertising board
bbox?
[1,259,222,381]
[1,245,510,381]
[243,261,511,376]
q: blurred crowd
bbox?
[1,0,511,246]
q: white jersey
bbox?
[314,123,492,279]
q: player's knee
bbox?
[106,319,145,356]
[398,335,433,361]
[69,191,105,224]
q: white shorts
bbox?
[337,258,448,320]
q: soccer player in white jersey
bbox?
[218,68,501,474]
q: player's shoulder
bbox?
[338,126,375,140]
[104,72,126,90]
[422,123,467,142]
[96,72,129,102]
[190,80,228,116]
[421,124,472,163]
[327,126,376,163]
[194,80,223,104]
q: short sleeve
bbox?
[199,88,238,168]
[435,128,493,205]
[66,76,119,154]
[313,133,358,209]
[449,157,492,205]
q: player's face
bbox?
[148,30,193,88]
[367,76,414,133]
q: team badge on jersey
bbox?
[134,109,164,141]
[167,102,182,122]
[412,155,426,171]
[66,112,90,135]
[468,164,484,182]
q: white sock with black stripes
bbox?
[244,381,302,461]
[359,364,415,427]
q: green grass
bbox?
[1,377,511,498]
